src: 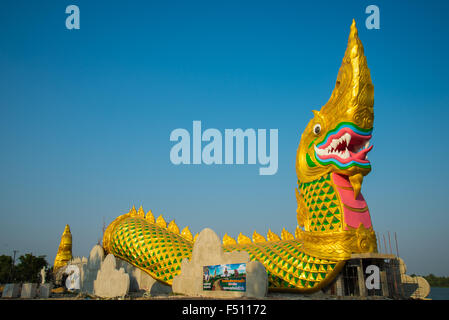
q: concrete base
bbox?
[147,280,173,296]
[172,228,268,298]
[38,283,53,298]
[401,274,430,299]
[81,245,105,294]
[323,255,430,299]
[21,283,38,299]
[335,273,344,296]
[94,254,130,298]
[117,258,172,295]
[2,283,21,298]
[245,260,269,298]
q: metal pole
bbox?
[377,232,381,253]
[100,217,107,245]
[388,231,393,255]
[383,234,387,255]
[357,259,367,297]
[9,250,18,282]
[394,232,400,257]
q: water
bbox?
[428,287,449,300]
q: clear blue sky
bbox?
[1,0,448,276]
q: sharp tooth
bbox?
[341,133,347,144]
[343,150,350,159]
[365,141,370,149]
[315,146,330,156]
[346,133,352,145]
[314,146,324,156]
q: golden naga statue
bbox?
[53,224,73,272]
[103,19,377,292]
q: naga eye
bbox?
[313,124,321,135]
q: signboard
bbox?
[203,263,246,292]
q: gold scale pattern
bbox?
[106,209,193,285]
[224,241,344,291]
[298,173,343,232]
[105,209,344,290]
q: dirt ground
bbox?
[11,290,390,300]
[0,284,392,300]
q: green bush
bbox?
[0,255,13,283]
[0,253,48,283]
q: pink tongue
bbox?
[349,145,373,161]
[331,173,372,230]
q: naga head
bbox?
[296,20,374,198]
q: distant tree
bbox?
[14,253,48,283]
[423,274,449,287]
[0,255,13,283]
[45,266,55,284]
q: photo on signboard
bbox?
[203,263,246,292]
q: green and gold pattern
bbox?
[104,208,344,291]
[224,240,344,291]
[109,217,191,284]
[298,173,343,232]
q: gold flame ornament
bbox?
[53,224,72,271]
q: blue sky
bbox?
[1,0,448,276]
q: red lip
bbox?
[314,127,372,164]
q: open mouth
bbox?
[314,123,373,167]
